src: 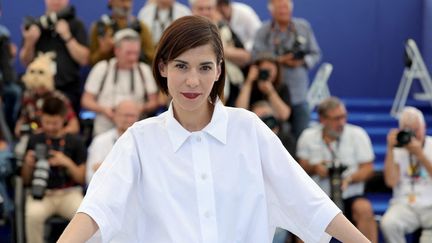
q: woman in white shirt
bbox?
[58,15,369,243]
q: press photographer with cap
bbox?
[81,28,159,136]
[381,106,432,243]
[19,0,89,114]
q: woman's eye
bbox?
[201,65,212,71]
[175,64,187,70]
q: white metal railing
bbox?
[307,62,333,111]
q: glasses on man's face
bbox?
[325,113,347,122]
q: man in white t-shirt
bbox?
[137,0,191,44]
[216,0,262,51]
[381,107,432,243]
[85,99,140,185]
[297,96,378,242]
[81,28,159,136]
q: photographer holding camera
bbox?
[297,97,377,242]
[252,0,321,139]
[19,0,89,114]
[236,53,291,122]
[21,96,86,243]
[381,106,432,243]
[89,0,154,66]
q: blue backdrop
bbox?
[0,0,427,98]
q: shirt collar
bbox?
[165,100,228,152]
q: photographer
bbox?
[19,0,89,114]
[381,107,432,243]
[21,96,86,243]
[252,0,321,139]
[82,29,159,136]
[0,23,22,133]
[235,53,291,122]
[296,97,377,242]
[89,0,154,66]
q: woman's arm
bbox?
[325,213,370,243]
[57,212,99,243]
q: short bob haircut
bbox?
[152,15,226,103]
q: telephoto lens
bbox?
[31,144,50,200]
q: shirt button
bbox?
[201,173,207,180]
[204,211,211,218]
[196,136,202,142]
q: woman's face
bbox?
[159,44,221,115]
[259,60,278,83]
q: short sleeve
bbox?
[255,116,340,243]
[353,127,375,163]
[84,61,109,95]
[70,135,87,165]
[296,129,312,160]
[78,129,141,242]
[71,19,88,47]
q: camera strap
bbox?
[269,20,299,56]
[153,6,173,38]
[113,62,147,98]
[408,154,421,192]
[323,135,341,167]
[97,60,147,103]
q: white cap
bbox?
[113,28,140,45]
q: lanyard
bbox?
[324,137,341,167]
[408,154,421,192]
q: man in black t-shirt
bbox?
[21,96,86,243]
[19,0,89,113]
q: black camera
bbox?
[261,115,279,130]
[284,34,307,60]
[396,129,415,147]
[96,14,117,37]
[96,14,142,37]
[31,144,50,200]
[327,161,347,210]
[23,5,76,31]
[258,69,270,81]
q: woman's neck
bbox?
[173,102,214,132]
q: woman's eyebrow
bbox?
[173,59,188,64]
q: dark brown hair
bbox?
[42,96,68,118]
[152,15,226,103]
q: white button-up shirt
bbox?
[79,101,340,243]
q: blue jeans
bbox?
[290,102,311,140]
[2,82,22,133]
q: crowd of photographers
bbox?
[0,0,431,242]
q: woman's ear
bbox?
[159,61,167,78]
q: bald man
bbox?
[85,99,141,184]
